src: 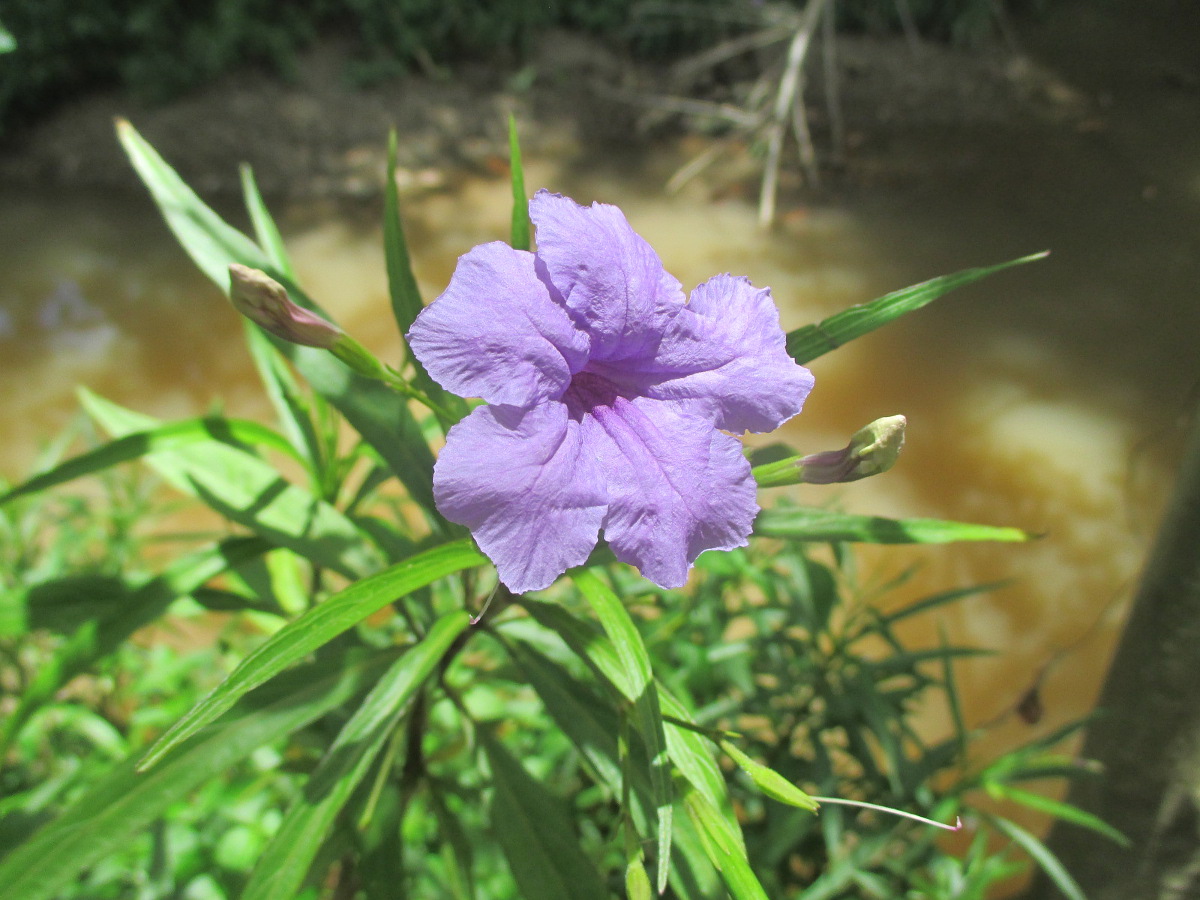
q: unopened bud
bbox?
[753,415,907,487]
[799,415,906,484]
[228,264,342,349]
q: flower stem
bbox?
[809,796,963,832]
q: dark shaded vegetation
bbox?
[0,0,1054,133]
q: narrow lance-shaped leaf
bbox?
[117,119,443,520]
[384,129,465,432]
[508,114,531,251]
[785,252,1049,364]
[240,163,296,279]
[754,507,1031,544]
[571,568,673,893]
[481,730,608,900]
[79,389,384,579]
[682,787,770,900]
[384,128,424,336]
[138,538,485,769]
[0,649,396,900]
[243,324,326,479]
[984,812,1087,900]
[0,416,304,507]
[242,611,472,900]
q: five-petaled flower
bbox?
[407,190,814,593]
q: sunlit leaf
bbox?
[79,389,383,579]
[0,416,304,507]
[683,788,769,900]
[243,611,472,900]
[571,568,673,892]
[508,114,530,251]
[138,538,484,769]
[116,119,442,519]
[755,507,1031,544]
[240,163,295,279]
[785,252,1049,364]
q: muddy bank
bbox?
[0,25,1093,206]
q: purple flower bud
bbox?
[228,264,342,349]
[798,415,907,484]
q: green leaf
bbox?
[79,389,383,579]
[0,650,394,900]
[682,788,769,900]
[0,538,269,757]
[509,640,624,790]
[240,163,295,279]
[138,538,485,769]
[384,128,424,337]
[571,568,672,892]
[658,689,736,839]
[481,730,608,900]
[0,23,15,54]
[989,784,1129,848]
[882,581,1009,625]
[243,611,472,900]
[117,118,271,285]
[518,597,627,694]
[755,507,1031,544]
[0,416,303,506]
[243,324,325,474]
[117,118,442,520]
[383,130,465,432]
[508,114,530,251]
[719,740,819,811]
[785,252,1049,364]
[984,813,1086,900]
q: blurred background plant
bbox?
[0,121,1119,899]
[0,0,1055,132]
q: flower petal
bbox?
[588,274,814,433]
[408,241,589,407]
[530,190,685,363]
[434,402,607,593]
[576,393,757,588]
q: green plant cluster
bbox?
[0,121,1112,899]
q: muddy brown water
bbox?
[2,0,1198,888]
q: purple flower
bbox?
[407,190,814,593]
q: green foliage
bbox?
[0,123,1108,899]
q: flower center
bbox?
[563,370,624,420]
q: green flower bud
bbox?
[753,415,907,487]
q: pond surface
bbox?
[1,0,1198,868]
